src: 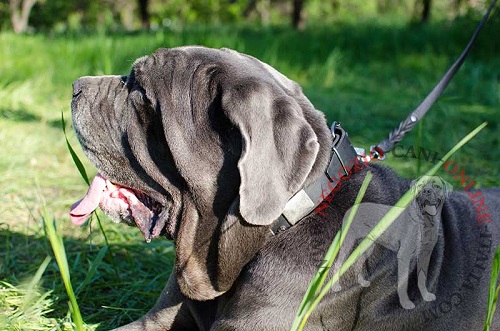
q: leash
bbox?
[271,1,497,235]
[368,0,497,161]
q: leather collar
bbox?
[271,123,361,235]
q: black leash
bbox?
[369,0,497,161]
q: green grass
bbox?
[43,209,84,330]
[293,171,374,330]
[485,245,500,331]
[0,17,499,329]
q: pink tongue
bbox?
[70,174,107,225]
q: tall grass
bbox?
[43,211,84,330]
[0,18,499,329]
[293,171,374,330]
[484,246,500,331]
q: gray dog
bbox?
[69,46,500,330]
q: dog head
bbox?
[69,46,332,300]
[409,176,452,222]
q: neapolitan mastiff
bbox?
[69,46,500,330]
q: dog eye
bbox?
[120,75,128,85]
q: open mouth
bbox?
[423,199,440,216]
[70,174,166,241]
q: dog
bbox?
[69,46,500,330]
[331,176,452,310]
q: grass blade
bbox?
[43,210,85,331]
[315,172,373,294]
[292,171,372,328]
[484,245,500,331]
[75,246,108,295]
[62,111,90,185]
[20,256,52,311]
[93,212,121,279]
[292,122,487,330]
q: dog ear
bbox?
[133,47,327,300]
[222,81,320,226]
[441,178,453,198]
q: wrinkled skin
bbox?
[71,46,500,330]
[72,46,332,301]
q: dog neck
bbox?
[270,123,363,235]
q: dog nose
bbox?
[72,79,83,97]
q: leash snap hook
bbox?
[369,145,386,161]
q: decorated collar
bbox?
[271,123,362,235]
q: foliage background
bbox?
[1,0,497,32]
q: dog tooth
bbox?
[106,180,118,191]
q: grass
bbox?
[43,209,84,330]
[485,245,500,331]
[0,16,499,329]
[293,171,374,330]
